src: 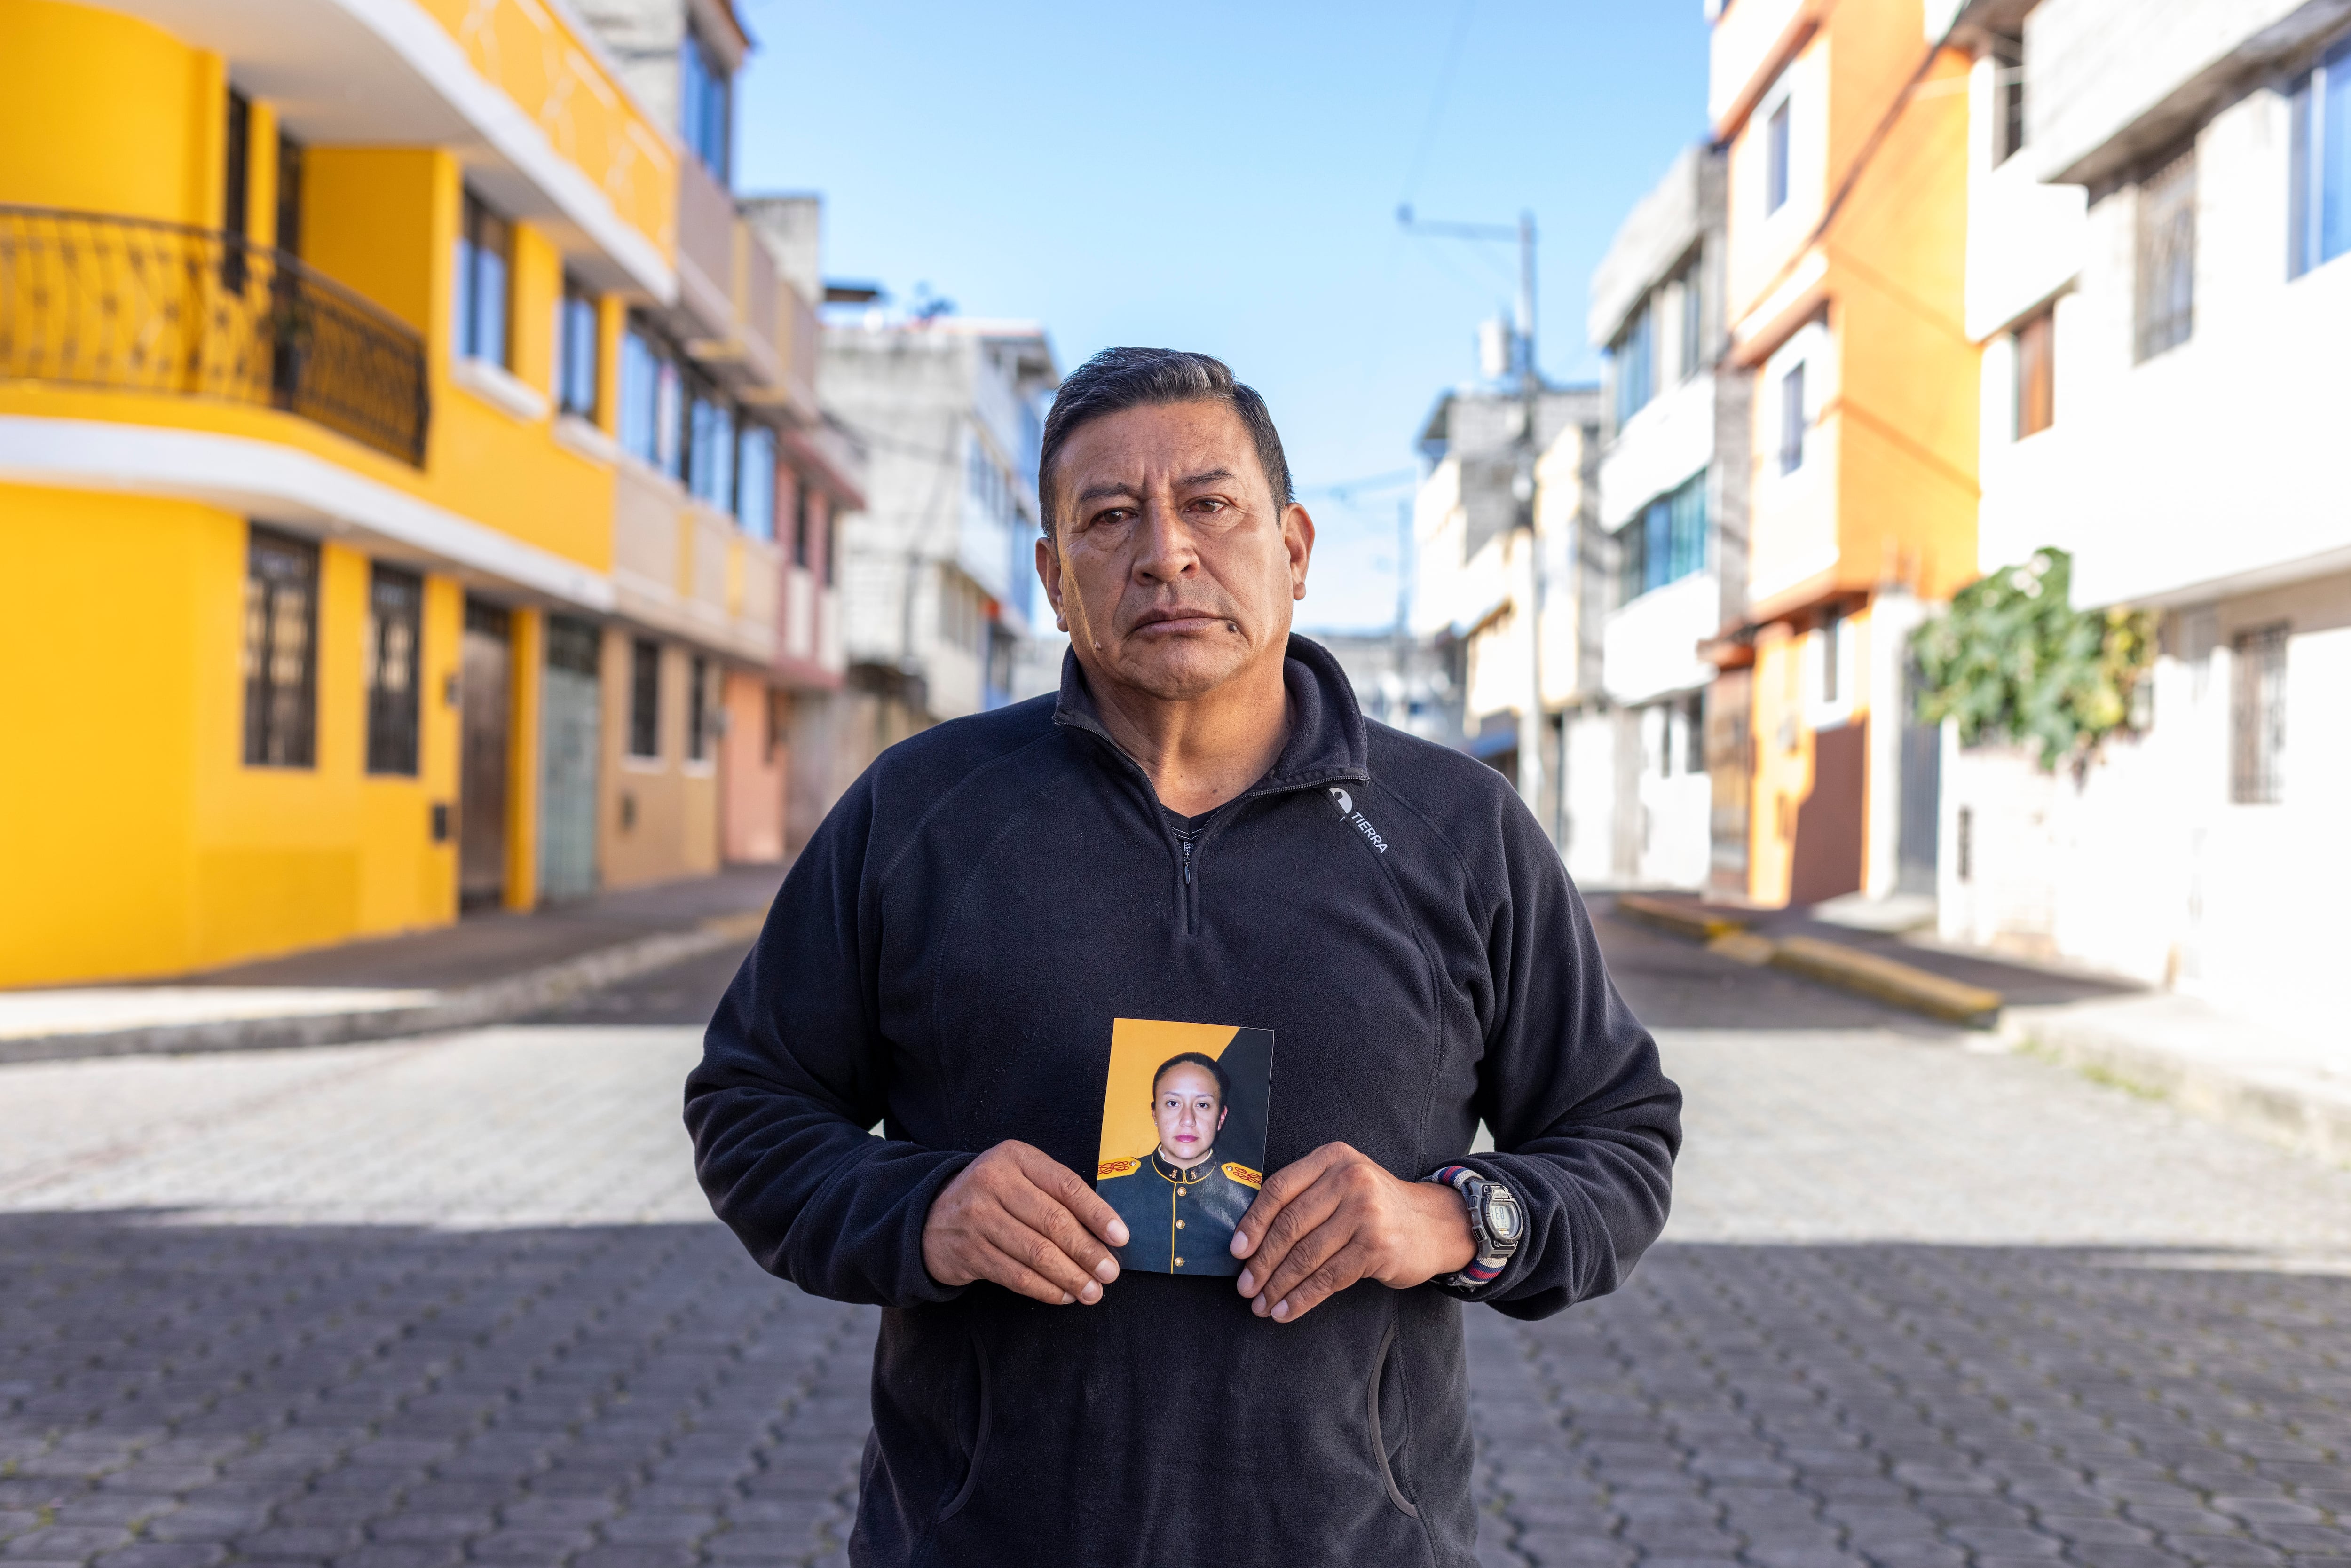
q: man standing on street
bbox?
[686,347,1681,1567]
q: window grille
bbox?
[1766,100,1792,213]
[629,638,661,758]
[2289,36,2351,277]
[2134,146,2197,361]
[2013,306,2055,438]
[243,528,318,768]
[687,655,711,761]
[455,189,513,367]
[2230,624,2288,804]
[547,614,601,677]
[1779,362,1807,474]
[365,564,423,775]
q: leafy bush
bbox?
[1910,548,2156,772]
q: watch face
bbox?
[1485,1190,1523,1243]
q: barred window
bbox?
[2230,624,2288,804]
[629,638,661,758]
[2135,145,2197,361]
[243,528,318,768]
[364,564,423,775]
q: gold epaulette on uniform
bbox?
[1222,1161,1262,1189]
[1097,1157,1140,1179]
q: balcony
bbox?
[0,205,428,466]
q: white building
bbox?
[1411,381,1603,862]
[820,318,1060,754]
[1588,145,1751,893]
[1933,0,2351,1025]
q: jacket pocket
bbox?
[1366,1318,1420,1519]
[936,1333,992,1522]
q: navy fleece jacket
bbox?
[686,635,1680,1568]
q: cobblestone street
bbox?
[3,914,2347,1568]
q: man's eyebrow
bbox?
[1073,481,1140,506]
[1178,469,1238,489]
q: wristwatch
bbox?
[1427,1164,1523,1288]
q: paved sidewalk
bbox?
[0,867,783,1066]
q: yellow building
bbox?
[0,0,835,987]
[1704,0,1982,908]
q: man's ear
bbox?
[1035,532,1067,632]
[1284,503,1316,602]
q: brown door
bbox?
[1790,718,1867,906]
[459,599,512,912]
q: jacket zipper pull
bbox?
[1181,838,1193,885]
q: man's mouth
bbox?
[1129,607,1226,635]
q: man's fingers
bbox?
[970,1237,1092,1307]
[1253,1203,1355,1313]
[972,1216,1105,1304]
[1233,1143,1343,1260]
[1237,1176,1346,1298]
[1020,1146,1132,1250]
[1269,1240,1373,1324]
[1000,1174,1121,1284]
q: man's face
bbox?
[1038,401,1314,702]
[1151,1063,1227,1166]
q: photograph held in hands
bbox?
[1093,1018,1275,1277]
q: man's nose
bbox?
[1132,500,1197,582]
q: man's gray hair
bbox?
[1037,347,1295,544]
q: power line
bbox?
[1399,0,1479,206]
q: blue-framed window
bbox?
[680,23,732,184]
[2290,36,2351,277]
[1766,99,1792,213]
[453,189,511,366]
[736,425,776,541]
[1617,469,1709,606]
[557,276,599,418]
[1613,298,1655,428]
[618,317,679,471]
[686,384,734,506]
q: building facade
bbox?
[819,317,1059,781]
[1411,382,1604,863]
[0,0,848,986]
[1930,0,2351,1024]
[1704,0,1981,909]
[1589,144,1752,894]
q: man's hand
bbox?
[1229,1143,1477,1323]
[922,1141,1130,1305]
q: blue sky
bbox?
[734,1,1712,632]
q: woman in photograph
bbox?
[1096,1052,1261,1276]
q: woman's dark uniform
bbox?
[1095,1149,1261,1276]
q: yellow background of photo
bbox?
[1097,1019,1244,1166]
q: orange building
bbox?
[1704,0,1980,908]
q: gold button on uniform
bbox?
[1176,1219,1185,1229]
[1174,1257,1184,1267]
[1176,1187,1187,1196]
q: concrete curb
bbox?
[0,912,766,1066]
[1768,935,2004,1028]
[1615,893,1749,943]
[2002,1005,2351,1168]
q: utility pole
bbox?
[1400,205,1550,829]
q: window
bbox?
[1778,362,1807,474]
[364,564,423,775]
[618,318,680,471]
[1683,692,1706,775]
[1820,607,1843,705]
[687,655,711,762]
[243,528,318,768]
[455,189,513,367]
[791,475,812,568]
[628,638,661,758]
[2231,624,2288,804]
[679,22,732,183]
[1617,470,1708,605]
[1613,297,1654,428]
[224,91,252,242]
[2134,145,2197,361]
[558,278,599,418]
[825,508,839,588]
[1766,98,1792,214]
[2289,37,2351,277]
[276,134,305,256]
[1993,42,2027,166]
[2013,306,2055,438]
[736,424,776,540]
[1677,257,1704,381]
[686,380,734,505]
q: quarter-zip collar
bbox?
[1050,632,1373,801]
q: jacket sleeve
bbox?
[683,773,973,1308]
[1452,796,1682,1321]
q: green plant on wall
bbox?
[1910,547,2156,773]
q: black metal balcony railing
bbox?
[0,205,429,466]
